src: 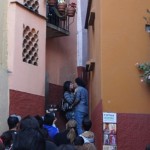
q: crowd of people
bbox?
[0,77,97,150]
[0,114,96,150]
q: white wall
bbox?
[0,0,9,134]
[77,0,88,66]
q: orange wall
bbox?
[88,0,150,114]
[87,0,101,115]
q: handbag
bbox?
[61,98,73,112]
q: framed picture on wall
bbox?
[103,123,117,145]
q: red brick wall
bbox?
[10,85,67,131]
[10,90,45,117]
[92,101,150,150]
[117,113,150,150]
[47,83,63,106]
[77,66,87,83]
[48,83,66,130]
[91,100,103,150]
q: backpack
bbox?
[61,98,73,112]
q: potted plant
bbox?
[137,62,150,84]
[57,0,67,12]
[47,0,57,6]
[67,2,76,17]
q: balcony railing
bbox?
[46,4,70,38]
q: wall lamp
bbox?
[86,60,95,72]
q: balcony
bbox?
[46,4,70,38]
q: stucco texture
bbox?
[0,0,9,134]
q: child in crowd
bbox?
[54,119,77,146]
[43,112,59,141]
[79,118,95,143]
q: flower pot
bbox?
[57,2,67,12]
[47,0,57,6]
[67,7,76,17]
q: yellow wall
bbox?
[88,0,150,114]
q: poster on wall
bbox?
[103,145,117,150]
[103,112,117,150]
[103,112,117,123]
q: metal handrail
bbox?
[46,4,69,32]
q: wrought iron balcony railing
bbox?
[46,4,70,38]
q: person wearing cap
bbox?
[79,118,95,144]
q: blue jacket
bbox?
[75,86,88,114]
[43,124,59,140]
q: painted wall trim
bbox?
[10,1,47,20]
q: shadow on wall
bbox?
[46,83,66,130]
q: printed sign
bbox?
[103,112,117,123]
[103,145,117,150]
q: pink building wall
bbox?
[46,21,77,86]
[8,1,46,116]
[7,0,78,119]
[8,1,46,96]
